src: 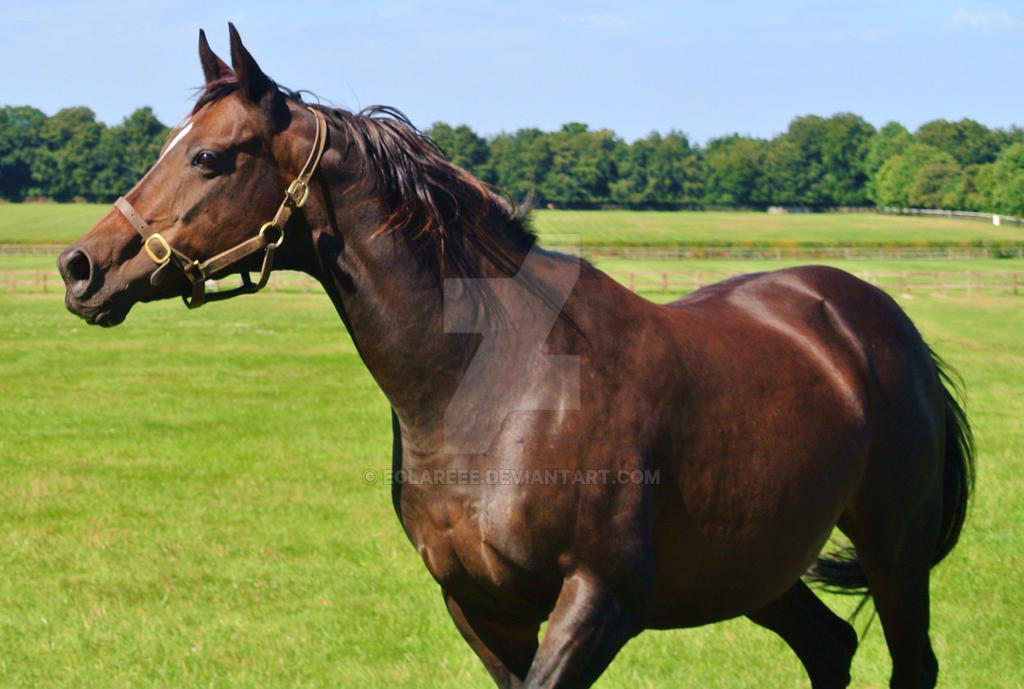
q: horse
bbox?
[58,25,973,689]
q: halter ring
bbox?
[258,222,285,248]
[144,233,172,264]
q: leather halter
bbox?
[114,107,328,309]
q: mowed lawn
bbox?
[4,203,1024,247]
[1,276,1021,687]
[0,203,111,244]
[530,209,1024,246]
[1,203,1021,686]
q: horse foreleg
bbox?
[747,581,858,689]
[521,573,635,689]
[444,592,539,689]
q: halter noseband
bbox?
[114,107,328,309]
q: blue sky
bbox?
[3,1,1023,144]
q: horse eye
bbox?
[193,150,218,170]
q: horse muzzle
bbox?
[57,244,135,327]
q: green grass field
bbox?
[529,209,1024,247]
[4,203,1024,247]
[0,203,111,244]
[1,204,1021,687]
[1,284,1021,688]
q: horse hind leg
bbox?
[747,581,858,689]
[844,506,942,689]
[820,454,944,689]
[832,418,950,688]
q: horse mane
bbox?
[192,79,538,279]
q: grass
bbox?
[1,203,1021,686]
[0,203,109,244]
[4,204,1024,248]
[592,255,1024,277]
[530,209,1024,247]
[1,278,1021,688]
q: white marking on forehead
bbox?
[159,120,194,161]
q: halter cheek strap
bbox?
[114,107,328,309]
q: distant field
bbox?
[593,255,1024,276]
[531,209,1024,247]
[0,203,109,243]
[4,203,1024,247]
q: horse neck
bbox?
[310,197,532,449]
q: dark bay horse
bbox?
[58,26,973,689]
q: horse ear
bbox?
[198,29,232,84]
[228,23,274,103]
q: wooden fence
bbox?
[607,270,1023,297]
[7,269,1022,298]
[584,245,1024,260]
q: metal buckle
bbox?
[258,222,285,248]
[285,179,310,208]
[143,233,172,264]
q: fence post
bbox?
[662,272,668,293]
[1014,273,1019,296]
[628,273,635,292]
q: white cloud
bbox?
[945,8,1024,34]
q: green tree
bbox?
[90,107,168,200]
[872,144,957,207]
[702,135,767,207]
[33,106,106,200]
[611,131,703,206]
[761,136,807,205]
[865,122,912,173]
[977,142,1024,216]
[907,162,964,209]
[957,164,986,211]
[993,126,1024,151]
[0,105,46,200]
[816,113,876,205]
[769,113,875,206]
[865,122,912,202]
[536,123,624,206]
[426,122,491,181]
[486,128,553,203]
[916,118,999,167]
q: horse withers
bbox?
[59,25,973,689]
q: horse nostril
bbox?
[68,252,91,281]
[60,249,93,296]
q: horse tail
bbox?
[806,348,975,596]
[929,349,975,566]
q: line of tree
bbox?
[4,104,1024,216]
[0,106,166,202]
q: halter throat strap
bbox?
[114,107,328,309]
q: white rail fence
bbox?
[880,206,1024,225]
